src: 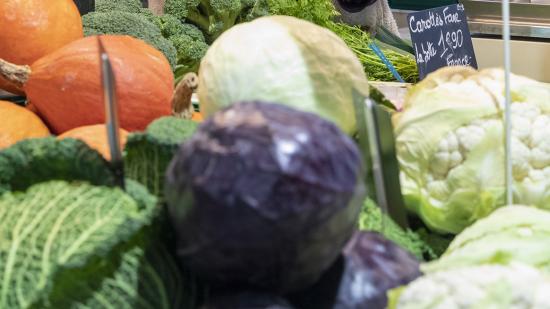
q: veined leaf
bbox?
[0,180,166,308]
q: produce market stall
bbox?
[1,0,550,308]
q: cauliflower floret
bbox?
[427,104,550,187]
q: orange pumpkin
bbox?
[58,124,129,160]
[192,112,204,122]
[0,0,83,94]
[0,35,174,134]
[0,100,50,149]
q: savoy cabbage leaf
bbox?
[0,137,115,195]
[0,180,196,308]
[125,117,198,199]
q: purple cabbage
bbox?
[289,231,422,309]
[165,101,365,293]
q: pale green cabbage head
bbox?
[423,205,550,273]
[393,66,550,234]
[388,263,550,309]
[197,15,369,135]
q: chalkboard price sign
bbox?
[407,4,478,79]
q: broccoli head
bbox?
[124,117,198,199]
[140,11,207,77]
[95,0,143,13]
[82,11,177,68]
[150,13,188,38]
[180,23,206,42]
[139,7,156,19]
[147,13,205,42]
[164,0,270,42]
[169,34,209,76]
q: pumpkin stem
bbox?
[0,58,30,87]
[148,0,165,16]
[173,72,199,120]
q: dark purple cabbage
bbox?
[165,101,365,293]
[201,291,295,309]
[289,231,421,309]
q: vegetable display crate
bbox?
[370,81,411,110]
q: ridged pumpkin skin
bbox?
[57,124,129,160]
[25,35,174,134]
[0,0,83,94]
[0,100,50,149]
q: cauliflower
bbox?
[393,66,550,234]
[388,263,550,309]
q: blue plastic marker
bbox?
[368,41,405,83]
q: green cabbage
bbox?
[0,137,115,195]
[197,15,369,135]
[422,205,550,273]
[0,180,192,308]
[393,67,550,234]
[124,116,198,199]
[388,263,550,309]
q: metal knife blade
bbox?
[98,36,125,189]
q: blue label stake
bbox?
[369,42,405,83]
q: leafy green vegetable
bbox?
[95,0,143,13]
[197,16,369,136]
[0,137,115,195]
[0,181,143,306]
[358,199,452,260]
[414,228,452,259]
[359,199,424,260]
[0,179,198,308]
[267,0,418,83]
[329,23,418,83]
[82,11,178,68]
[268,0,336,27]
[388,263,550,309]
[423,205,550,274]
[125,117,198,199]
